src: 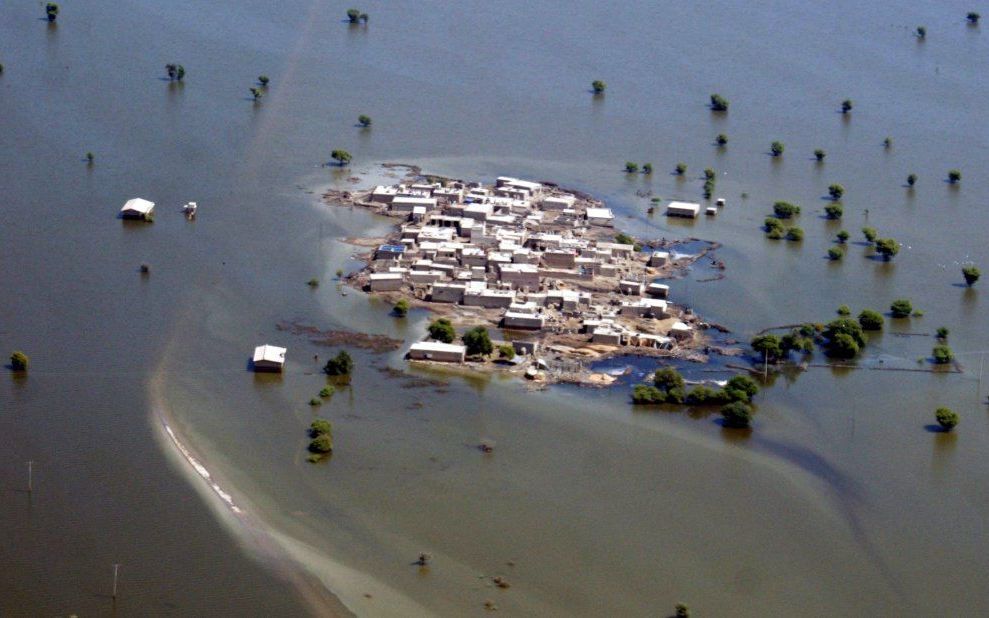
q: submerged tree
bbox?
[720,401,753,428]
[358,114,372,127]
[323,350,354,376]
[625,162,639,174]
[968,12,981,24]
[828,183,845,200]
[249,87,263,101]
[916,26,927,38]
[45,3,59,22]
[841,99,853,114]
[890,298,913,318]
[770,141,785,157]
[907,173,917,187]
[675,162,687,176]
[824,204,843,219]
[591,80,606,94]
[346,8,369,23]
[814,148,826,162]
[948,169,961,184]
[258,75,270,86]
[716,133,728,146]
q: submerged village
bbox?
[323,170,732,386]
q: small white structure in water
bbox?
[182,202,198,218]
[715,198,726,207]
[253,344,287,372]
[665,201,700,218]
[120,198,155,219]
[705,206,718,216]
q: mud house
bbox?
[368,272,404,291]
[585,207,615,226]
[408,341,466,363]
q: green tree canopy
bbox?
[331,149,352,166]
[858,309,884,331]
[890,299,913,318]
[462,326,493,356]
[962,265,981,286]
[428,318,455,343]
[935,407,958,430]
[323,350,354,376]
[721,401,753,428]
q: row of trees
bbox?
[631,367,759,428]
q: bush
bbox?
[307,278,319,287]
[773,201,800,219]
[462,326,493,356]
[393,298,410,317]
[625,162,639,173]
[837,305,851,316]
[685,386,723,405]
[10,351,28,371]
[716,134,728,146]
[814,149,826,161]
[675,603,690,618]
[936,327,949,339]
[785,227,804,242]
[710,93,729,111]
[766,227,784,240]
[862,227,877,243]
[751,334,783,362]
[764,217,784,233]
[824,204,843,219]
[962,265,980,286]
[858,309,884,331]
[346,8,368,23]
[720,401,753,428]
[890,299,913,318]
[323,350,354,376]
[319,386,335,398]
[632,384,666,404]
[591,80,606,93]
[654,367,685,392]
[932,344,953,364]
[841,99,853,114]
[828,333,860,359]
[642,163,653,174]
[781,330,814,354]
[675,163,687,175]
[828,184,845,200]
[828,247,844,261]
[428,318,455,343]
[498,344,515,361]
[836,230,849,244]
[309,397,322,406]
[704,168,716,181]
[935,407,959,430]
[770,141,785,157]
[948,169,961,184]
[258,75,270,86]
[250,87,263,101]
[358,114,372,127]
[907,173,917,187]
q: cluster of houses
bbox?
[353,176,700,364]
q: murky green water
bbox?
[3,0,989,615]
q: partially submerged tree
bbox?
[823,318,866,358]
[772,201,800,219]
[916,26,927,39]
[770,141,785,157]
[250,87,263,101]
[862,227,878,243]
[258,75,270,86]
[710,93,729,111]
[675,162,687,176]
[785,226,804,242]
[642,163,653,174]
[498,344,515,361]
[874,238,899,260]
[935,407,959,430]
[716,133,728,146]
[330,149,352,166]
[720,401,753,428]
[932,345,954,364]
[836,230,850,244]
[948,169,961,184]
[962,265,981,286]
[968,12,981,24]
[858,309,884,331]
[841,99,853,114]
[323,350,354,376]
[358,114,372,127]
[347,8,369,23]
[393,298,410,317]
[45,3,59,22]
[591,80,606,94]
[907,173,917,187]
[890,298,913,318]
[814,149,826,162]
[828,247,844,260]
[824,204,843,219]
[828,183,845,201]
[10,351,28,371]
[624,162,639,174]
[750,334,784,362]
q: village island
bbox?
[324,167,732,386]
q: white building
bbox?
[253,344,286,372]
[665,201,700,218]
[585,207,615,226]
[408,341,466,363]
[120,198,155,219]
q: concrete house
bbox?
[253,344,286,372]
[498,263,540,290]
[647,282,670,298]
[408,341,466,363]
[368,272,404,291]
[649,251,670,267]
[585,207,615,226]
[665,201,701,218]
[120,198,155,219]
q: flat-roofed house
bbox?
[649,251,670,267]
[391,196,437,213]
[368,272,403,291]
[502,311,545,330]
[498,263,540,290]
[647,282,670,298]
[585,207,615,226]
[120,198,155,219]
[408,341,466,363]
[541,195,576,211]
[253,344,286,372]
[665,201,701,218]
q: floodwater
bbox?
[2,0,989,615]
